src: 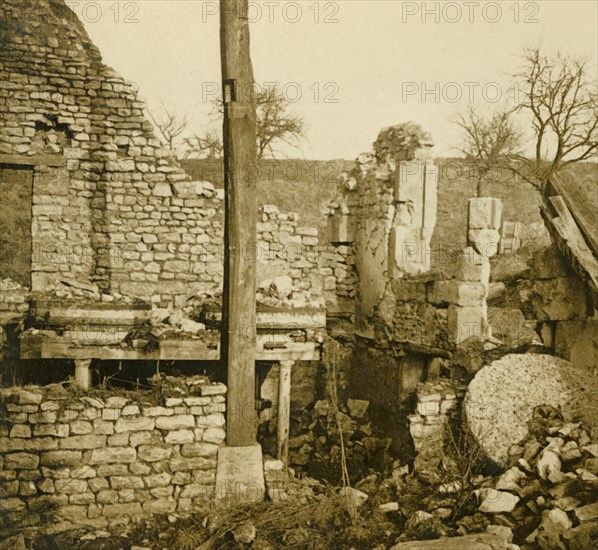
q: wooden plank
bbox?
[30,299,151,311]
[221,0,259,447]
[19,333,320,362]
[550,173,598,257]
[277,360,293,466]
[548,196,598,290]
[0,153,66,167]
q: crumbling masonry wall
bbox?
[325,125,503,431]
[0,383,226,532]
[0,0,325,309]
[0,0,223,304]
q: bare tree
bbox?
[213,85,304,160]
[456,106,523,196]
[183,130,223,159]
[255,86,304,159]
[147,101,188,155]
[513,48,598,189]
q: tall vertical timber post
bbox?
[220,0,258,446]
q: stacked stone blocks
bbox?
[446,198,502,344]
[408,379,463,474]
[0,383,226,532]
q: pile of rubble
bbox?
[147,373,226,399]
[42,278,135,304]
[149,307,206,336]
[464,405,598,549]
[257,276,325,310]
[282,397,393,483]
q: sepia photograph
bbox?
[0,1,597,548]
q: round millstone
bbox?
[463,354,598,467]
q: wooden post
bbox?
[277,360,293,466]
[73,359,92,389]
[220,0,258,446]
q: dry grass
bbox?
[169,489,388,550]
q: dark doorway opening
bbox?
[0,164,33,288]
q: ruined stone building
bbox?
[0,0,329,523]
[0,0,596,537]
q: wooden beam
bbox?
[276,360,293,466]
[0,153,66,167]
[550,174,598,258]
[19,333,322,362]
[220,0,259,446]
[547,196,598,292]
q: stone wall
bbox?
[324,126,509,427]
[408,379,463,476]
[255,205,324,309]
[327,124,437,331]
[0,382,226,533]
[325,186,358,312]
[0,281,29,319]
[327,125,448,407]
[0,0,324,310]
[518,245,598,373]
[0,0,222,305]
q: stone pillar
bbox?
[408,380,460,476]
[448,198,502,344]
[388,160,438,278]
[499,221,523,254]
[467,198,502,259]
[327,202,355,244]
[73,359,92,389]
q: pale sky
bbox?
[70,0,598,159]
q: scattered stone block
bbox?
[574,503,598,524]
[468,198,502,230]
[338,486,368,508]
[495,467,526,491]
[447,304,487,343]
[233,521,257,544]
[562,522,598,550]
[477,488,519,513]
[390,529,512,549]
[347,399,369,419]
